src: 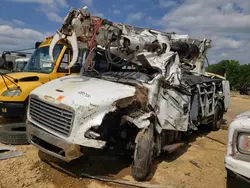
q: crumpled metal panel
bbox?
[0,146,23,160]
[190,93,199,121]
[124,112,153,129]
[156,87,191,131]
[222,80,230,110]
[28,75,136,149]
[140,51,176,75]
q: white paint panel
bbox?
[222,80,230,110]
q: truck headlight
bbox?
[238,133,250,154]
[1,88,22,96]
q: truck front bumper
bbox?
[26,122,83,162]
[225,156,250,181]
[0,101,25,118]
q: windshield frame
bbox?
[80,49,156,85]
[23,44,66,74]
[83,49,153,74]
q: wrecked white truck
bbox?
[26,6,230,181]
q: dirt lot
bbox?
[0,92,249,188]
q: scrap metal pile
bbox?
[47,6,218,134]
[49,6,211,76]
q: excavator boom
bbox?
[49,6,211,73]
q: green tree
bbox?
[206,60,242,90]
[224,60,240,90]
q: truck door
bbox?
[156,55,191,132]
[156,85,191,132]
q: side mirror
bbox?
[70,63,81,73]
[35,42,41,49]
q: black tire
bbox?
[211,102,224,131]
[131,125,154,181]
[0,123,29,145]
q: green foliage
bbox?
[206,60,249,90]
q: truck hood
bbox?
[228,110,250,133]
[226,110,250,157]
[0,72,51,98]
[4,72,49,81]
[29,75,137,148]
[0,72,50,88]
[32,75,136,108]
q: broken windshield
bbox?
[24,44,64,74]
[82,49,155,83]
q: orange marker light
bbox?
[56,96,65,101]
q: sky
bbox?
[0,0,249,64]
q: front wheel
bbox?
[131,125,155,181]
[211,102,224,131]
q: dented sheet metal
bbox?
[28,75,136,149]
[124,112,153,129]
[157,87,191,131]
[138,51,175,75]
[190,93,199,122]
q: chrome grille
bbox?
[29,97,73,137]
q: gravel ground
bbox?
[0,93,248,188]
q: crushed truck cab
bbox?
[0,36,81,120]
